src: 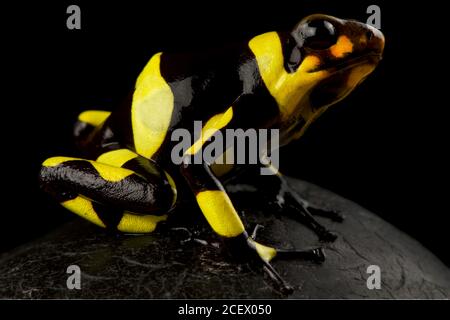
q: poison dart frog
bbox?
[40,14,384,294]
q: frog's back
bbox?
[102,41,262,160]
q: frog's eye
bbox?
[298,19,337,50]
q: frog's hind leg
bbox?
[73,110,111,150]
[39,149,176,233]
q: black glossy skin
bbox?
[88,44,279,166]
[40,14,384,294]
[88,17,383,161]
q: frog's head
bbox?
[277,14,384,142]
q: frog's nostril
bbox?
[365,25,385,55]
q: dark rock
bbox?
[0,178,449,298]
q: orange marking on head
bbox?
[330,36,354,58]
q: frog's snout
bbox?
[365,24,385,57]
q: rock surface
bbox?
[0,178,449,299]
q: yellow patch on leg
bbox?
[90,162,134,182]
[96,149,138,167]
[185,106,234,156]
[62,196,106,228]
[117,213,168,233]
[196,190,245,237]
[249,239,277,262]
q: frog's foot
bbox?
[246,225,325,294]
[261,246,325,295]
[250,224,325,263]
[275,190,342,243]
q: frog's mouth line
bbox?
[308,55,380,112]
[310,53,382,74]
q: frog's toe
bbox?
[276,246,326,263]
[259,244,326,294]
[250,224,265,240]
[259,257,294,294]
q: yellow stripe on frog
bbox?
[131,52,175,159]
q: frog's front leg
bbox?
[260,164,343,242]
[180,158,324,294]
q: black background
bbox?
[2,1,448,266]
